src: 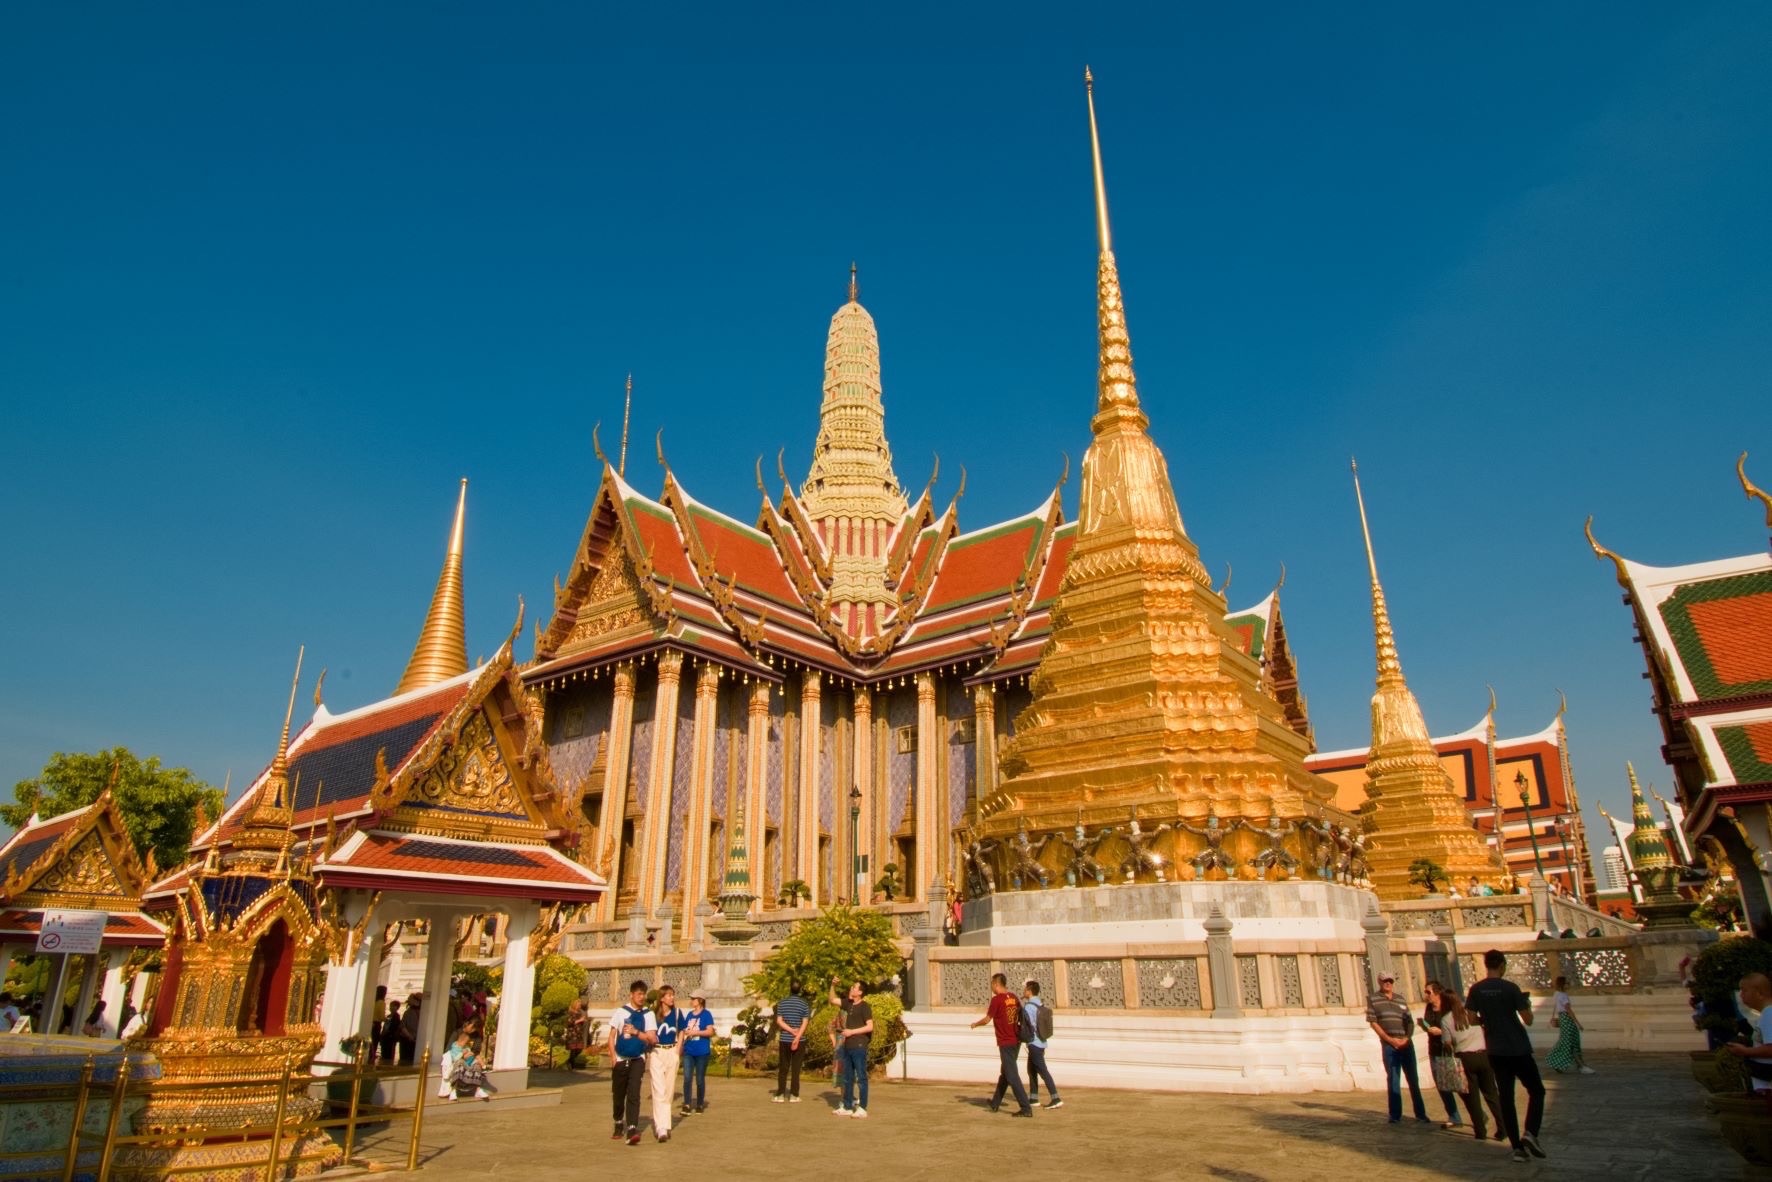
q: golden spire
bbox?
[243,647,303,839]
[1084,66,1145,429]
[395,479,470,695]
[1351,459,1406,692]
[849,261,858,303]
[1739,452,1772,531]
[620,375,633,477]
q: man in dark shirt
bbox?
[829,978,874,1118]
[1365,972,1429,1123]
[1466,949,1546,1162]
[971,972,1034,1118]
[773,985,812,1103]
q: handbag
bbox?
[1431,1052,1467,1094]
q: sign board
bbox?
[35,909,108,955]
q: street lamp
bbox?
[849,784,863,904]
[1516,770,1550,884]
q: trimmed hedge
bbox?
[803,992,905,1069]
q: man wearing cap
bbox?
[680,990,716,1116]
[1367,971,1429,1124]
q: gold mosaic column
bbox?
[915,673,938,900]
[678,660,721,942]
[637,651,685,915]
[973,683,998,808]
[799,673,823,906]
[853,686,873,903]
[596,661,637,922]
[745,680,770,912]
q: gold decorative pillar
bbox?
[853,686,873,903]
[915,672,938,900]
[596,661,638,922]
[679,661,721,941]
[745,680,771,913]
[799,673,822,906]
[637,650,685,916]
[974,683,998,809]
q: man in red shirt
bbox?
[970,972,1034,1117]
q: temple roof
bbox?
[1615,551,1772,708]
[1687,704,1772,800]
[317,830,604,903]
[0,790,152,919]
[0,908,165,946]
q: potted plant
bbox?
[325,1036,376,1111]
[875,863,901,902]
[779,879,811,908]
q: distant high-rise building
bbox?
[1601,845,1627,893]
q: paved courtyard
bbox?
[351,1052,1758,1182]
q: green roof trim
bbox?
[1225,612,1268,662]
[1716,724,1772,784]
[1657,572,1772,700]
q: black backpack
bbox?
[1015,998,1036,1044]
[1035,1000,1054,1042]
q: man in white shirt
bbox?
[607,980,658,1145]
[1728,972,1772,1092]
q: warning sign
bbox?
[35,910,108,955]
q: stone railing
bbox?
[927,942,1365,1014]
[1383,892,1637,939]
[1381,934,1644,1003]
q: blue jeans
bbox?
[1026,1044,1059,1101]
[1383,1041,1428,1121]
[990,1044,1033,1112]
[839,1045,869,1111]
[682,1054,708,1107]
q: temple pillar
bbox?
[974,683,998,807]
[638,651,686,915]
[129,968,151,1013]
[73,953,102,1034]
[97,949,128,1037]
[680,662,721,945]
[492,905,540,1072]
[595,662,638,922]
[353,921,388,1046]
[320,894,379,1063]
[915,672,938,902]
[798,673,822,907]
[419,913,456,1076]
[745,680,770,912]
[853,686,873,903]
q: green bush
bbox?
[743,904,904,1001]
[802,992,905,1070]
[453,961,501,995]
[1692,936,1772,1035]
[535,954,588,1001]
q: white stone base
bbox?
[901,1010,1389,1095]
[960,880,1378,947]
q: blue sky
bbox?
[2,4,1768,868]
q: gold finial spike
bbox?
[394,481,470,695]
[1350,459,1406,689]
[1583,515,1630,588]
[273,646,304,778]
[1084,67,1143,424]
[1084,66,1110,253]
[849,261,859,304]
[1739,452,1772,531]
[619,374,633,476]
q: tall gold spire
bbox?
[242,646,303,841]
[619,375,632,477]
[849,261,858,303]
[1352,459,1407,693]
[395,479,470,695]
[1084,66,1144,428]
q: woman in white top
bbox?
[1545,975,1594,1074]
[1425,984,1504,1141]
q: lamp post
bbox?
[1516,771,1549,883]
[849,784,863,904]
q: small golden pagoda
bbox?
[982,70,1334,847]
[121,651,339,1179]
[1348,464,1499,899]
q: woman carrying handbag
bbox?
[1427,982,1504,1141]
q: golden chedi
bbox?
[1348,464,1499,899]
[982,71,1335,851]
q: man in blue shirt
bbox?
[1020,980,1062,1110]
[773,984,812,1102]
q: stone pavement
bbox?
[350,1052,1759,1182]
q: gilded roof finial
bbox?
[849,261,859,304]
[1739,452,1772,531]
[246,647,303,837]
[1084,67,1143,427]
[591,421,608,467]
[1351,458,1405,690]
[1486,683,1498,722]
[273,646,303,781]
[394,480,470,695]
[619,375,633,477]
[312,667,326,709]
[1583,515,1630,589]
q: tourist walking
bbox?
[1429,984,1505,1141]
[772,984,811,1102]
[648,985,686,1143]
[608,979,657,1146]
[971,972,1034,1118]
[1020,980,1062,1110]
[1419,981,1463,1130]
[1466,950,1546,1163]
[563,998,589,1070]
[1545,976,1594,1074]
[828,977,874,1118]
[1366,971,1428,1124]
[680,991,715,1116]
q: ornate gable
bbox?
[0,791,148,913]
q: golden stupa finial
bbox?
[273,646,303,781]
[1739,452,1772,530]
[619,375,633,477]
[1084,67,1144,427]
[395,480,470,695]
[246,647,304,836]
[1583,515,1630,589]
[849,261,858,304]
[1351,458,1405,690]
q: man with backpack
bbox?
[1020,980,1062,1110]
[608,979,658,1146]
[970,972,1034,1117]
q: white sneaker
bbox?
[852,1108,868,1119]
[772,1095,786,1103]
[833,1107,852,1117]
[1579,1066,1596,1075]
[789,1095,802,1103]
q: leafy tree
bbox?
[802,992,906,1069]
[1407,858,1448,895]
[3,748,222,871]
[743,904,903,1002]
[452,961,502,996]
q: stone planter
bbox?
[1693,1048,1751,1094]
[1710,1092,1772,1165]
[1693,1049,1727,1092]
